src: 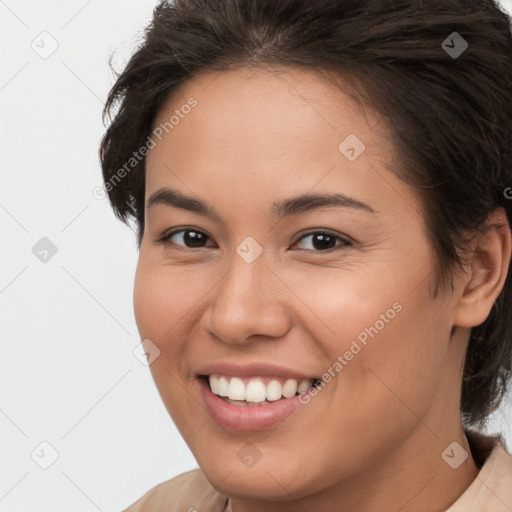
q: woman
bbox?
[99,0,512,510]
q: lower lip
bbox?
[199,378,305,431]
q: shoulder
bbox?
[122,469,227,512]
[447,429,512,512]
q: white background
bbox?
[1,1,511,510]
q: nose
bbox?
[202,255,292,345]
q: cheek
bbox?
[133,263,163,339]
[133,257,204,340]
[298,264,451,421]
[133,258,203,423]
[330,281,453,437]
[274,260,407,352]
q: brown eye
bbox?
[159,229,215,249]
[292,231,352,252]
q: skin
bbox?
[133,65,511,512]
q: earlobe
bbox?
[453,208,511,328]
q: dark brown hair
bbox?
[99,0,512,429]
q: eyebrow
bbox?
[147,187,376,220]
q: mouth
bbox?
[202,374,319,406]
[198,373,321,431]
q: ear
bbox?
[453,208,511,328]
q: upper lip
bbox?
[195,362,317,380]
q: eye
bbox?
[156,228,352,253]
[157,228,216,249]
[291,230,352,252]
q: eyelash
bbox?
[156,228,353,253]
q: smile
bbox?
[198,370,321,431]
[207,374,315,406]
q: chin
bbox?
[195,451,318,501]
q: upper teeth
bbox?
[208,374,313,403]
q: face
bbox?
[134,66,463,499]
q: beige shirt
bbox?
[122,429,512,512]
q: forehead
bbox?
[144,65,421,223]
[150,65,388,152]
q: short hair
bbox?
[99,0,512,429]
